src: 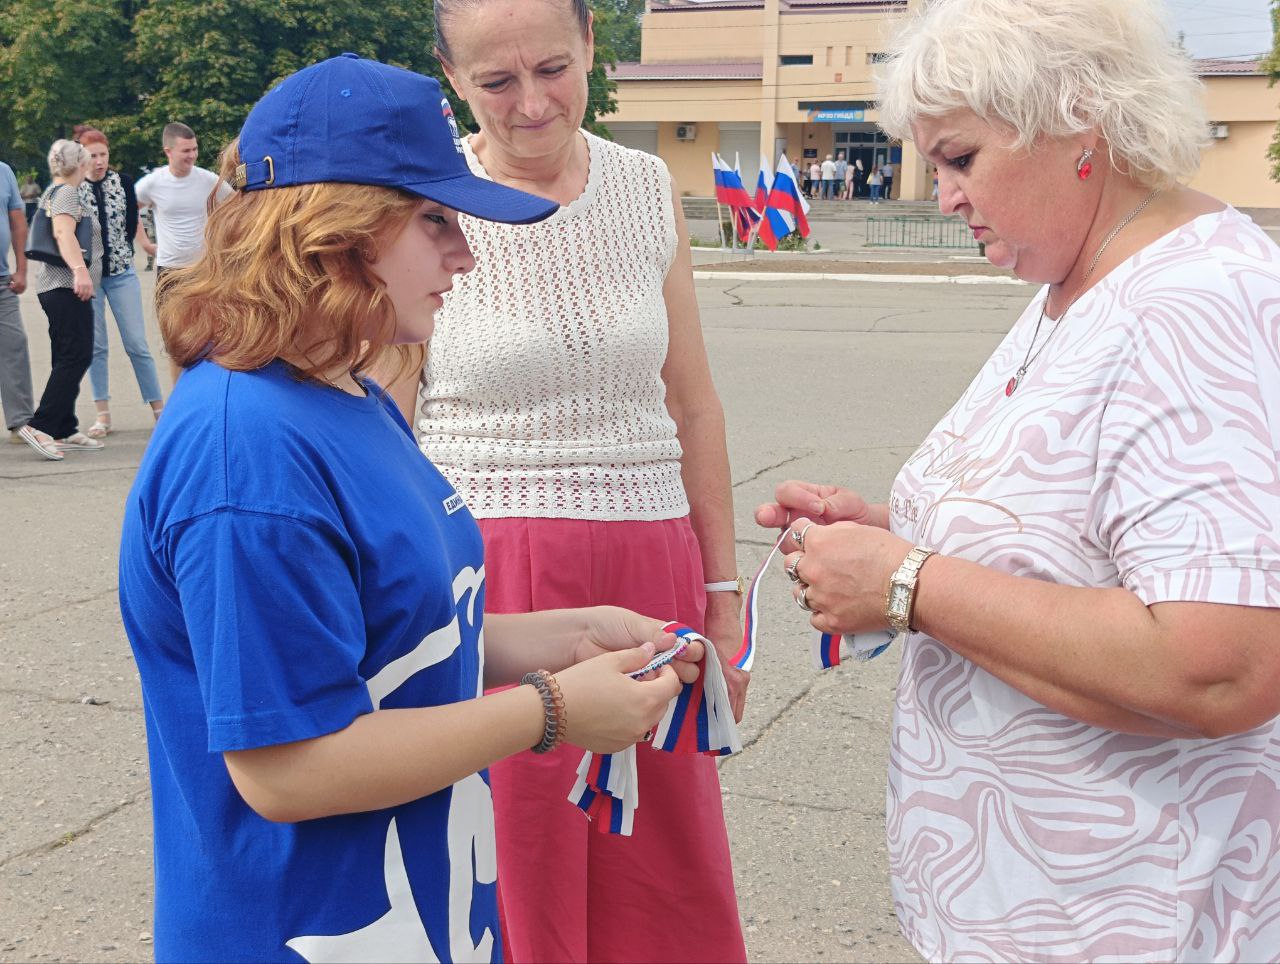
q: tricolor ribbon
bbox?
[810,629,896,671]
[569,622,741,836]
[733,529,789,673]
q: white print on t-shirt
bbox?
[365,566,485,708]
[287,817,439,962]
[289,565,495,962]
[447,773,497,961]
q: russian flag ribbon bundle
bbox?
[568,527,895,835]
[569,621,741,836]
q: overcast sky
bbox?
[1167,0,1274,59]
[674,0,1275,61]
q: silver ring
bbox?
[785,556,803,583]
[793,522,816,551]
[795,586,814,613]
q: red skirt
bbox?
[480,516,747,964]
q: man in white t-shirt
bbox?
[135,123,231,276]
[136,123,231,383]
[820,154,837,200]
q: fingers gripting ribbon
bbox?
[569,622,742,836]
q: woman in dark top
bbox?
[77,128,164,437]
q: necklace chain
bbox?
[1007,189,1160,397]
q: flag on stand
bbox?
[730,154,760,242]
[712,153,758,243]
[754,153,790,252]
[767,155,811,239]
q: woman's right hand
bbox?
[72,266,93,301]
[755,479,876,529]
[555,644,686,753]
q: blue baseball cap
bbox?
[234,53,558,225]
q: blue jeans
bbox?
[870,184,883,201]
[90,266,163,404]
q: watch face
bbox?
[888,583,911,614]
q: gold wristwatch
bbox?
[885,546,935,635]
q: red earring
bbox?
[1077,148,1094,181]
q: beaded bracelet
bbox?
[522,669,567,754]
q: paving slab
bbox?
[0,601,141,709]
[0,692,147,861]
[1,802,154,963]
[2,260,1028,962]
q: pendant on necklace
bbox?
[1005,375,1019,397]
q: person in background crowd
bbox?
[135,122,231,383]
[123,54,703,963]
[852,155,865,197]
[868,163,884,202]
[820,153,837,200]
[834,151,849,199]
[140,207,156,271]
[76,128,164,437]
[808,158,822,200]
[17,140,103,460]
[1,158,35,445]
[20,174,41,222]
[880,158,896,199]
[760,0,1280,959]
[373,2,749,961]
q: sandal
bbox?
[17,425,65,461]
[56,432,105,452]
[86,411,111,439]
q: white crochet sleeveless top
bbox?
[416,131,689,521]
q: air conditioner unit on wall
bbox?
[1211,123,1230,140]
[676,124,697,141]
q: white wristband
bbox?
[704,578,744,595]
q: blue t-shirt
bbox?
[0,161,23,274]
[119,360,498,963]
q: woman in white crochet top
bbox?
[377,1,747,961]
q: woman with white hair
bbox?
[756,0,1280,959]
[18,139,104,459]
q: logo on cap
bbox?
[441,98,463,155]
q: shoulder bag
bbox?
[25,185,93,267]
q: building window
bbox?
[780,54,814,66]
[866,52,890,64]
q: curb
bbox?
[691,270,1028,286]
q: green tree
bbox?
[0,0,641,181]
[0,0,140,176]
[593,0,643,62]
[128,0,444,176]
[586,0,644,137]
[1264,0,1280,180]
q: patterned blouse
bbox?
[79,170,137,278]
[888,207,1280,961]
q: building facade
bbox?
[605,0,1280,209]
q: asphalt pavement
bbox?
[0,255,1033,962]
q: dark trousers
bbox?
[884,177,894,200]
[30,288,94,439]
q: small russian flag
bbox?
[754,154,793,252]
[767,155,811,239]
